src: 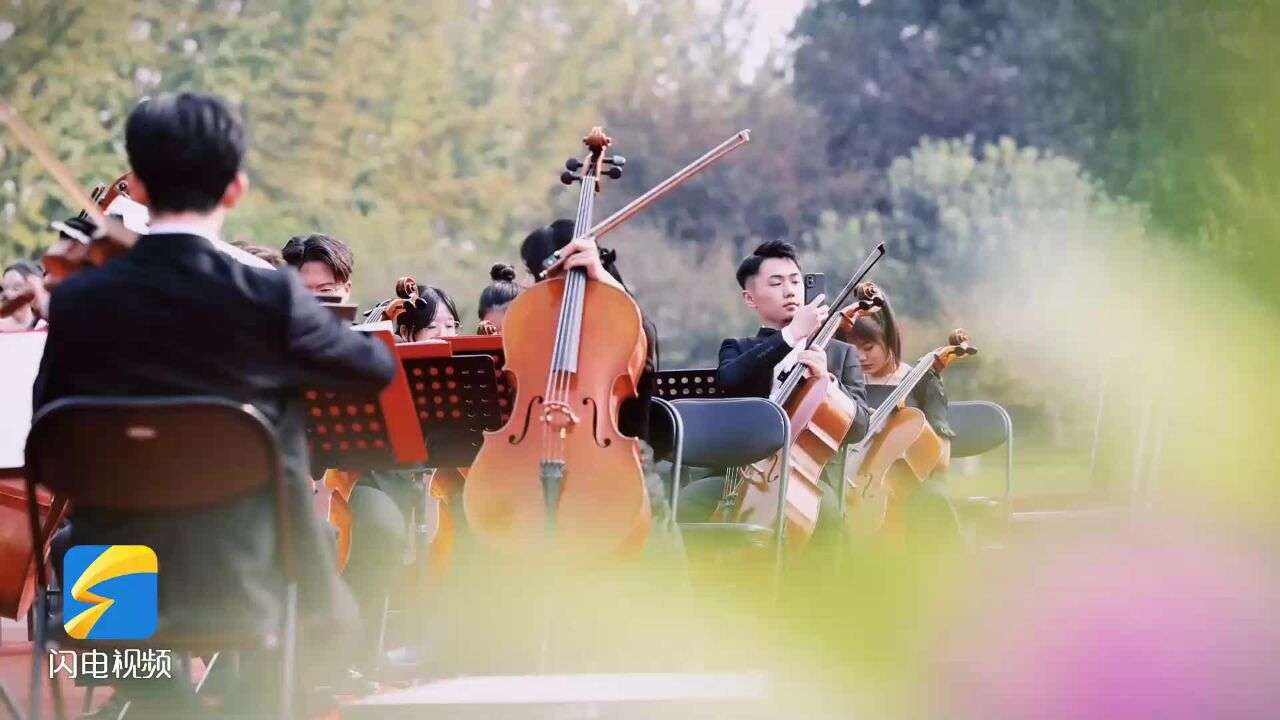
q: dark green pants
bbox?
[343,475,416,660]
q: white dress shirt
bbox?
[770,325,803,397]
[147,220,274,270]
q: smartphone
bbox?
[804,273,825,306]
[314,293,346,305]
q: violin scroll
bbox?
[560,127,624,187]
[836,283,885,332]
[932,328,979,372]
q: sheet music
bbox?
[0,332,46,472]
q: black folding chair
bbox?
[24,397,299,720]
[646,398,684,535]
[664,398,792,583]
[947,400,1014,541]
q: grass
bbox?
[946,443,1095,501]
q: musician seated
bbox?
[386,277,460,341]
[476,262,521,334]
[1,260,47,332]
[519,220,673,528]
[676,239,871,543]
[288,232,356,303]
[35,92,397,717]
[843,287,962,544]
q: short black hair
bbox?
[386,278,459,339]
[295,233,354,284]
[735,239,801,289]
[478,263,520,319]
[125,92,245,213]
[519,218,628,289]
[432,286,461,324]
[281,236,307,268]
[4,260,41,278]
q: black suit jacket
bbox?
[717,328,871,444]
[34,233,396,636]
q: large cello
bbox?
[719,247,887,547]
[464,128,651,559]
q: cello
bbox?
[719,249,887,547]
[843,329,978,537]
[464,127,651,559]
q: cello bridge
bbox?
[542,401,579,434]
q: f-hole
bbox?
[509,395,543,444]
[581,397,611,448]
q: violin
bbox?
[0,99,138,293]
[843,329,978,537]
[41,173,139,284]
[718,253,887,547]
[464,128,651,559]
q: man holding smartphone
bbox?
[675,239,871,538]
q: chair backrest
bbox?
[26,397,280,512]
[646,397,679,463]
[670,398,788,468]
[654,369,723,400]
[948,400,1013,458]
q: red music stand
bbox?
[303,329,428,471]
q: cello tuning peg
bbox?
[560,171,578,185]
[605,155,626,167]
[605,166,623,180]
[565,158,582,171]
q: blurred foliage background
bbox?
[6,3,1280,716]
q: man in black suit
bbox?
[677,240,871,541]
[34,92,397,716]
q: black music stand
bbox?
[653,368,723,400]
[398,353,505,469]
[441,335,513,426]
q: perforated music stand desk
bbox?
[441,335,513,426]
[397,339,506,469]
[303,328,429,472]
[653,368,722,400]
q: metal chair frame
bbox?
[23,397,299,720]
[665,397,792,586]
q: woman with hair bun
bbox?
[384,277,460,342]
[475,263,521,334]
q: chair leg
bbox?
[667,409,684,533]
[49,669,65,720]
[376,591,392,669]
[280,583,298,720]
[772,416,793,600]
[0,683,20,720]
[194,652,219,694]
[29,590,45,720]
